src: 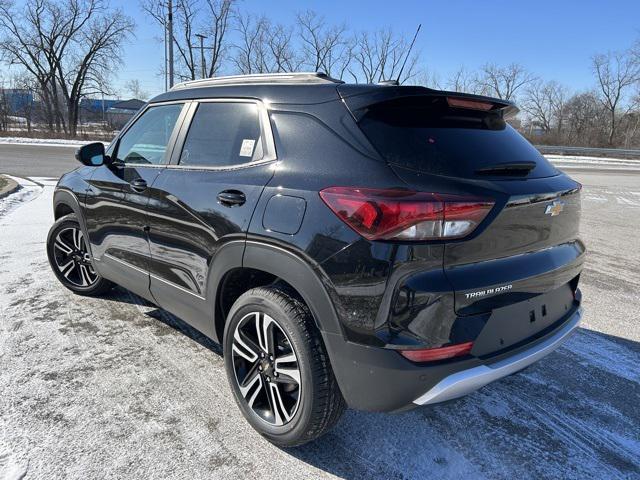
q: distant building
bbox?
[106,99,146,129]
[1,89,34,115]
[80,98,120,114]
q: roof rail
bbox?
[170,72,344,90]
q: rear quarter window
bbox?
[358,97,558,179]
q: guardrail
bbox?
[535,145,640,159]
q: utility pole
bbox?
[195,33,207,79]
[164,15,168,91]
[167,0,174,88]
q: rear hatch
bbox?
[342,87,585,322]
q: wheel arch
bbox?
[51,189,93,256]
[211,240,344,345]
[54,202,74,220]
[242,241,343,336]
[53,189,82,219]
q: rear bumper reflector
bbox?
[412,308,582,405]
[400,341,473,362]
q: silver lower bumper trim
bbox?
[413,308,582,405]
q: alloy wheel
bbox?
[52,226,98,288]
[231,311,302,426]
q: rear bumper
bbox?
[413,307,581,405]
[322,306,582,412]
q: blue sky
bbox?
[110,0,640,98]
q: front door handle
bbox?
[217,190,246,207]
[130,178,147,192]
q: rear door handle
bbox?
[217,190,246,207]
[130,178,147,192]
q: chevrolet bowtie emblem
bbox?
[545,200,564,216]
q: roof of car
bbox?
[147,72,515,113]
[148,72,420,106]
[170,72,343,89]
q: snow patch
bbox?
[0,445,27,480]
[544,154,640,165]
[0,137,108,148]
[564,329,640,383]
[544,154,640,171]
[0,185,41,217]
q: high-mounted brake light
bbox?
[399,342,474,362]
[446,97,494,111]
[319,187,494,241]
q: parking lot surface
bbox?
[0,167,639,479]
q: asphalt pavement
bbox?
[0,146,639,479]
[0,144,78,177]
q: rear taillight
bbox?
[446,97,494,111]
[319,187,493,241]
[399,341,474,362]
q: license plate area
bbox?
[470,283,574,357]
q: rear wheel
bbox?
[46,214,113,296]
[223,287,345,446]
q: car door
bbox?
[85,102,187,300]
[145,99,277,335]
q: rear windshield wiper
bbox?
[475,162,537,176]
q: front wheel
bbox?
[223,287,345,447]
[46,214,113,296]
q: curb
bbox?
[0,175,21,200]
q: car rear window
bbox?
[357,96,558,179]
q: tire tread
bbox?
[47,213,113,296]
[230,286,345,446]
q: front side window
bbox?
[116,104,184,165]
[179,102,263,168]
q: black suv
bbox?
[47,72,584,446]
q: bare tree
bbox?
[522,80,568,134]
[10,73,37,132]
[266,22,301,73]
[124,79,149,100]
[620,101,640,148]
[0,0,61,130]
[0,75,8,131]
[476,63,535,101]
[232,14,303,75]
[563,91,608,146]
[592,50,640,145]
[411,69,441,88]
[141,0,199,81]
[203,0,234,77]
[296,10,352,78]
[350,28,419,84]
[142,0,235,79]
[446,66,483,94]
[232,14,270,74]
[55,2,134,136]
[0,0,134,136]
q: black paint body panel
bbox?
[51,81,585,412]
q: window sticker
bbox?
[239,139,256,157]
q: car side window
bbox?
[179,102,264,168]
[115,104,184,165]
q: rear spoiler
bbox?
[337,85,519,121]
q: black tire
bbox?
[223,286,345,447]
[46,214,113,296]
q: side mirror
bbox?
[75,142,106,166]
